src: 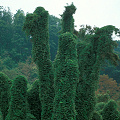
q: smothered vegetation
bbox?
[0,3,120,120]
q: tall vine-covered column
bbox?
[52,3,79,119]
[76,43,100,119]
[23,7,54,120]
[27,79,41,120]
[52,32,79,120]
[75,25,120,120]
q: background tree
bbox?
[49,15,61,61]
[0,7,13,54]
[100,40,120,84]
[95,74,120,101]
[10,9,32,63]
[1,56,38,85]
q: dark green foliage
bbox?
[101,99,120,120]
[93,25,120,66]
[27,79,41,120]
[23,7,50,63]
[52,32,79,119]
[61,3,76,33]
[0,72,11,120]
[23,7,54,120]
[6,75,27,120]
[76,41,100,120]
[0,7,13,52]
[1,3,119,120]
[11,9,31,62]
[0,111,3,120]
[100,41,120,84]
[0,7,32,67]
[90,111,103,120]
[52,3,79,119]
[95,102,105,112]
[75,25,120,120]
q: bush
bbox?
[101,99,120,120]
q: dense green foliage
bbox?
[76,40,100,119]
[0,72,11,120]
[90,111,103,120]
[100,40,120,84]
[75,25,120,120]
[78,25,120,84]
[27,79,41,120]
[101,99,120,120]
[1,6,120,85]
[52,33,79,119]
[0,110,3,120]
[0,3,120,120]
[52,4,79,119]
[5,75,27,120]
[23,7,54,120]
[61,3,76,33]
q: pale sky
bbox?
[1,0,120,32]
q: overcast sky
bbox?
[1,0,120,31]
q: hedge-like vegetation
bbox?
[0,72,12,120]
[23,7,54,120]
[5,75,27,120]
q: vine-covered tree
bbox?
[27,79,41,120]
[23,7,54,120]
[19,2,120,120]
[75,25,120,119]
[52,3,79,119]
[6,75,27,120]
[0,72,12,120]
